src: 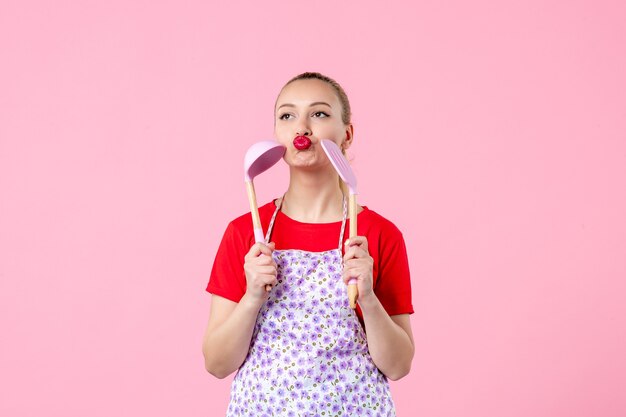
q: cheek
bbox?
[318,124,346,139]
[273,128,291,144]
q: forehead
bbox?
[276,79,339,107]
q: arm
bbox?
[202,242,277,378]
[342,236,415,380]
[359,298,414,380]
[202,294,264,378]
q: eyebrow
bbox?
[277,101,332,111]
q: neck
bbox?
[280,166,345,223]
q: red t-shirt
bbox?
[206,198,414,322]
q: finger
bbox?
[343,245,356,262]
[257,242,274,257]
[262,274,278,286]
[349,245,368,259]
[246,242,267,258]
[343,259,362,269]
[255,265,277,276]
[343,245,364,262]
[344,236,363,247]
[261,256,277,269]
[256,273,276,284]
[345,236,368,252]
[256,254,275,266]
[261,275,278,291]
[342,269,358,284]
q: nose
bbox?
[295,119,311,136]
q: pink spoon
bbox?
[244,140,286,291]
[320,139,359,309]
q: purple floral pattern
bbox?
[226,246,396,416]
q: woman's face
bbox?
[274,79,353,170]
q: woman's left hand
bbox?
[342,236,375,301]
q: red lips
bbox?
[293,136,312,150]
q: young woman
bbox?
[202,72,414,416]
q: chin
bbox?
[287,157,321,170]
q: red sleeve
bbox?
[374,225,414,316]
[206,221,248,302]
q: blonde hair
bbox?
[276,72,352,125]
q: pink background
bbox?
[1,1,625,416]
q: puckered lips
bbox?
[293,135,312,150]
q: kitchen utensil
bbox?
[244,140,286,291]
[320,139,359,309]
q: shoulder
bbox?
[360,206,404,239]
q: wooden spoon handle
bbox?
[246,181,273,293]
[348,193,358,309]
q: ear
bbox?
[343,124,354,150]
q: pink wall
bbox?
[1,1,625,416]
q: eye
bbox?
[278,113,293,120]
[312,111,329,118]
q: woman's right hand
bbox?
[243,241,278,306]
